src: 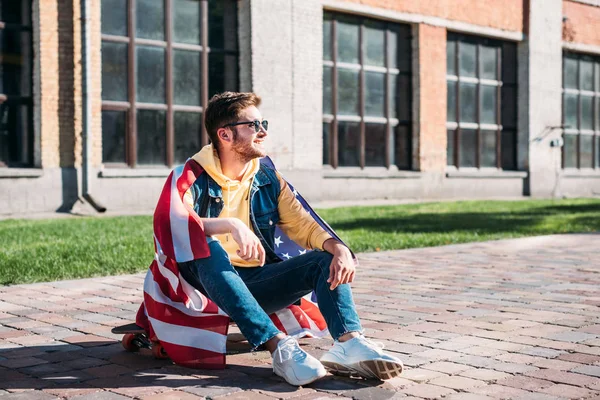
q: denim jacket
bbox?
[189,164,283,264]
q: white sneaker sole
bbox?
[321,358,403,380]
[273,366,327,386]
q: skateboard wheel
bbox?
[152,342,168,359]
[122,333,139,352]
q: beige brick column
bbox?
[413,24,447,172]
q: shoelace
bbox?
[276,338,307,363]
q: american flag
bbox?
[136,156,347,369]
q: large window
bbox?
[446,33,517,170]
[0,0,33,167]
[562,52,600,169]
[101,0,238,167]
[322,12,412,169]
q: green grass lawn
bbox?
[1,198,599,285]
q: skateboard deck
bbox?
[112,323,168,358]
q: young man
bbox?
[178,91,403,386]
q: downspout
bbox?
[80,0,106,212]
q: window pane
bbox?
[338,121,360,166]
[337,19,359,64]
[581,95,593,131]
[323,15,332,61]
[447,39,456,76]
[0,30,32,96]
[174,50,201,106]
[0,103,32,166]
[137,46,165,103]
[323,122,331,165]
[136,0,164,40]
[459,129,477,167]
[173,0,200,45]
[459,82,477,123]
[209,0,237,51]
[174,112,201,164]
[337,68,359,115]
[459,42,476,77]
[580,134,593,169]
[597,135,600,168]
[596,62,600,92]
[102,0,127,36]
[481,130,497,167]
[447,80,457,122]
[395,125,411,170]
[102,110,126,163]
[563,134,577,168]
[501,85,517,129]
[323,66,332,114]
[501,42,517,84]
[501,130,516,170]
[0,1,30,25]
[390,74,410,121]
[447,129,455,166]
[364,22,385,67]
[580,58,594,91]
[480,85,497,124]
[563,92,578,130]
[101,41,128,101]
[137,110,166,165]
[389,25,411,71]
[563,55,578,89]
[365,123,386,166]
[479,45,497,80]
[365,72,385,117]
[208,53,238,97]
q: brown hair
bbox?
[204,91,262,150]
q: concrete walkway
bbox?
[1,234,599,400]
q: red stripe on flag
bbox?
[160,341,226,369]
[143,293,230,336]
[270,313,286,334]
[288,306,312,331]
[149,260,182,302]
[300,299,327,331]
[154,172,175,259]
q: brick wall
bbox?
[338,0,524,32]
[415,24,447,172]
[563,0,600,46]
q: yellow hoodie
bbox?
[191,144,332,267]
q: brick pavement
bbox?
[1,234,599,400]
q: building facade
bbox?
[1,0,600,216]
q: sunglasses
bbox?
[223,120,268,133]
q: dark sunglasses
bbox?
[222,120,268,133]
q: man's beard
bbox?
[231,129,266,163]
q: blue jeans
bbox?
[178,238,362,348]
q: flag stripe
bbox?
[148,316,227,354]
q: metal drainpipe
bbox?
[81,0,106,212]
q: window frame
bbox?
[322,12,412,170]
[561,51,600,170]
[101,0,238,168]
[446,33,517,170]
[0,0,34,168]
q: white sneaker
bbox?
[320,335,403,380]
[272,336,327,386]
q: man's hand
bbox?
[323,239,356,290]
[229,219,266,266]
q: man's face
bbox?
[228,106,268,163]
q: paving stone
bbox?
[524,369,599,388]
[459,369,510,382]
[570,365,600,378]
[217,391,275,400]
[539,383,598,399]
[495,375,554,391]
[400,368,447,383]
[428,376,486,390]
[69,391,132,400]
[0,392,59,399]
[306,377,362,394]
[341,386,397,400]
[516,347,565,359]
[255,382,315,399]
[467,384,532,399]
[401,383,456,399]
